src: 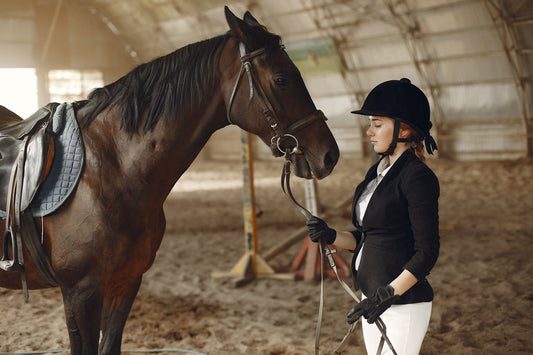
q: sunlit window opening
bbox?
[48,69,103,103]
[0,68,38,118]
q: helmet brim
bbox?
[350,109,381,116]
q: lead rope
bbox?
[280,153,397,355]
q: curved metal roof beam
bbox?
[381,0,443,132]
[296,0,369,123]
[485,0,533,156]
[82,1,141,63]
[83,0,176,63]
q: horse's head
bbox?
[222,7,339,179]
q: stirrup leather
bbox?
[0,140,27,273]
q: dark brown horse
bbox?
[0,7,339,355]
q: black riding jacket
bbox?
[350,149,440,304]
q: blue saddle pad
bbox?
[28,102,85,217]
[0,103,85,218]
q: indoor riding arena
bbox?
[0,1,532,355]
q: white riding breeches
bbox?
[361,300,432,355]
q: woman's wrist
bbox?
[333,231,358,251]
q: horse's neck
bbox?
[82,101,227,206]
[153,112,225,187]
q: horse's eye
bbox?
[273,77,288,87]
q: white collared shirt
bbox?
[355,156,393,227]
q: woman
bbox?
[307,78,440,355]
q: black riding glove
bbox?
[306,216,336,245]
[346,285,399,324]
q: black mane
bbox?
[79,26,282,135]
[79,34,230,134]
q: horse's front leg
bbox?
[61,276,103,355]
[98,276,142,355]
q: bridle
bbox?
[226,41,326,157]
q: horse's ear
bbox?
[224,6,254,48]
[243,11,262,27]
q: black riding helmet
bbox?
[351,78,438,155]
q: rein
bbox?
[281,154,397,355]
[226,41,326,156]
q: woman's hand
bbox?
[346,285,399,324]
[306,216,336,245]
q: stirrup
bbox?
[0,259,23,271]
[0,227,23,272]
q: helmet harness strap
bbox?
[382,118,412,156]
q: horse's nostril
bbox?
[324,150,339,170]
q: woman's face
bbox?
[366,116,395,154]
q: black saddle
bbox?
[0,104,57,211]
[0,104,58,297]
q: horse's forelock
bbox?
[241,25,282,56]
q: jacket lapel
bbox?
[351,159,380,229]
[353,150,416,229]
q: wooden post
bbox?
[212,132,293,285]
[290,178,351,280]
[303,179,319,280]
[289,179,321,280]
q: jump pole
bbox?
[212,131,293,285]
